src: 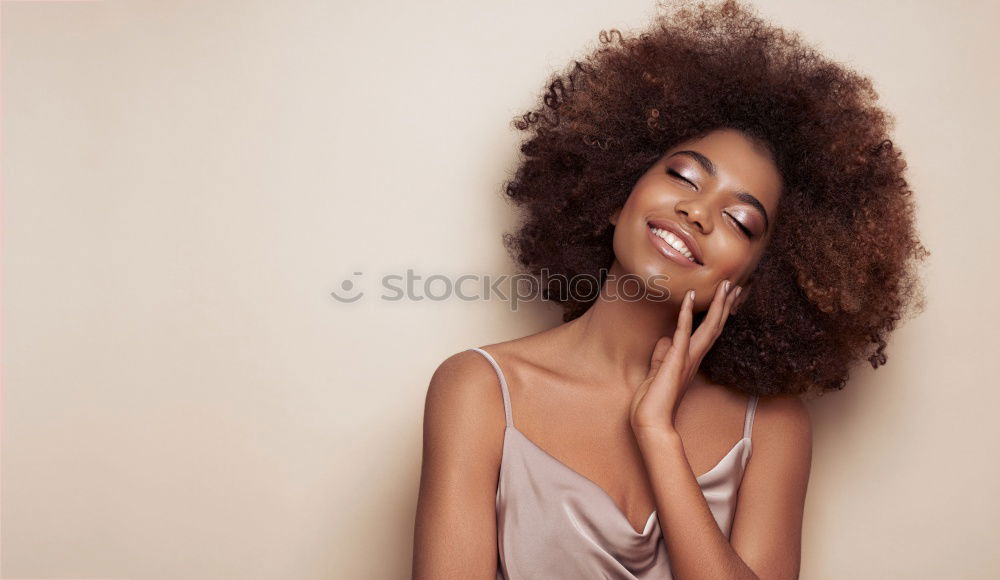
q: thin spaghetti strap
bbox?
[743,395,760,439]
[467,347,514,428]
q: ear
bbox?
[610,207,623,226]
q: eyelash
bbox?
[667,168,754,239]
[727,214,754,238]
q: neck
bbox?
[560,260,686,389]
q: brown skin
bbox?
[414,0,930,574]
[413,130,811,579]
[498,0,929,397]
[607,127,781,324]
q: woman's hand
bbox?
[628,279,741,438]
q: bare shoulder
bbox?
[425,328,563,431]
[753,393,813,444]
[746,392,813,476]
[423,348,508,437]
[473,326,574,380]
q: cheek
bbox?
[715,252,761,286]
[706,240,756,274]
[611,215,660,279]
[611,220,635,265]
[613,193,650,239]
[622,177,661,210]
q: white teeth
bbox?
[650,227,696,262]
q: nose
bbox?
[676,198,713,234]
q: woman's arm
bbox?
[636,393,812,580]
[412,351,506,579]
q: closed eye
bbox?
[667,168,695,188]
[726,213,754,238]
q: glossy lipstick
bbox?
[647,224,702,268]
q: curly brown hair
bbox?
[499,0,929,397]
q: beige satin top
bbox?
[469,347,759,579]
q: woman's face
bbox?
[610,128,783,306]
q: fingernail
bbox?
[688,289,695,302]
[724,280,731,293]
[735,286,742,297]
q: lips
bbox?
[646,219,704,265]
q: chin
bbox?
[615,258,685,301]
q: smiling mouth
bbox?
[647,224,702,266]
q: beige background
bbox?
[1,0,997,578]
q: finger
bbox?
[666,289,695,372]
[649,289,695,394]
[723,284,740,319]
[645,335,674,380]
[674,288,694,352]
[694,285,740,367]
[690,280,732,355]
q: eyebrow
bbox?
[670,150,771,231]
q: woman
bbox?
[412,1,928,578]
